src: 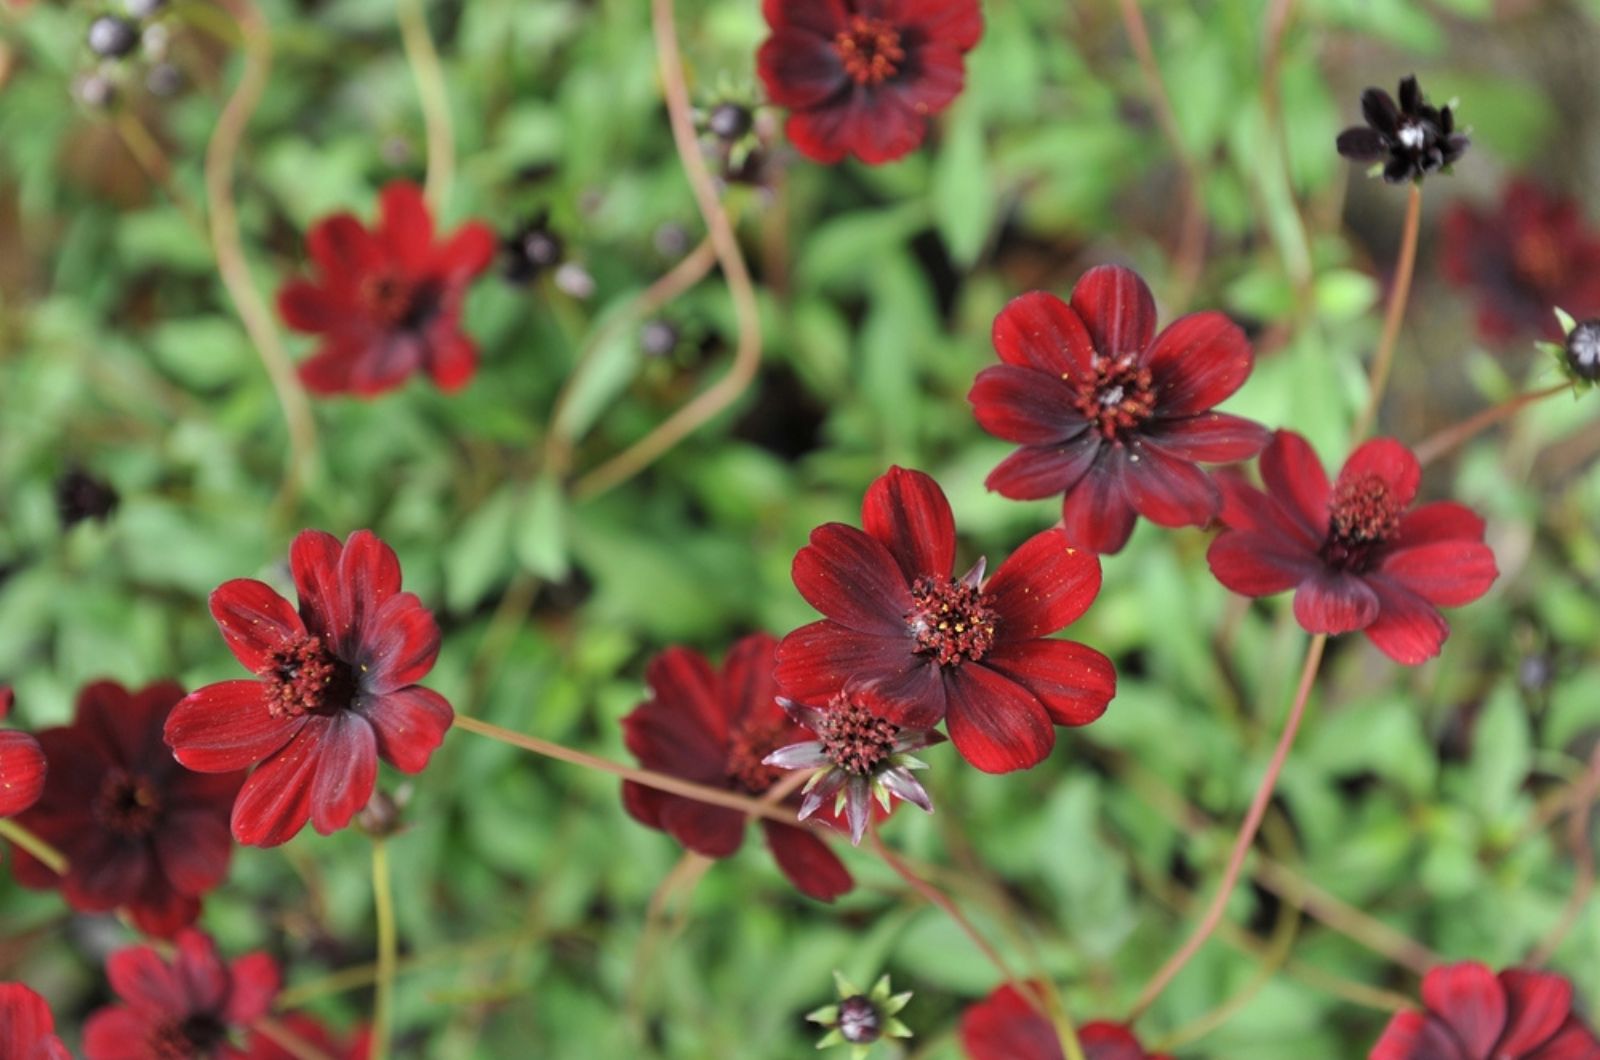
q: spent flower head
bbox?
[807,972,912,1058]
[1336,74,1468,183]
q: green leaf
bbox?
[514,475,570,581]
[1470,682,1532,818]
[932,100,994,268]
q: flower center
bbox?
[907,576,996,666]
[360,271,441,332]
[151,1013,228,1059]
[816,694,900,776]
[726,719,788,794]
[1072,355,1157,441]
[264,636,357,719]
[1322,472,1402,571]
[1396,121,1426,149]
[834,16,905,86]
[94,769,161,837]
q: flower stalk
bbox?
[1352,183,1423,441]
[371,838,398,1060]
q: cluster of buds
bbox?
[77,1,182,109]
[694,78,779,193]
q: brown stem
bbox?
[1352,182,1422,441]
[0,819,67,875]
[252,1016,337,1060]
[397,0,455,212]
[1414,383,1569,466]
[1528,742,1600,966]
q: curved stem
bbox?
[370,838,398,1060]
[0,819,67,875]
[397,0,455,212]
[1351,183,1423,441]
[1127,633,1328,1022]
[570,0,763,501]
[1528,742,1600,966]
[1414,383,1569,466]
[207,0,318,520]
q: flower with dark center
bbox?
[0,983,71,1060]
[1336,74,1469,184]
[808,972,912,1058]
[1370,962,1600,1059]
[55,466,119,528]
[757,0,983,165]
[1441,179,1600,345]
[1207,431,1498,665]
[621,633,853,901]
[9,681,242,937]
[88,15,140,58]
[0,687,47,820]
[1565,318,1600,382]
[764,682,941,844]
[245,1014,372,1060]
[501,209,564,285]
[83,929,279,1060]
[277,182,494,396]
[164,529,454,846]
[969,265,1270,555]
[776,466,1115,773]
[961,983,1172,1060]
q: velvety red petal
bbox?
[231,725,325,847]
[306,714,378,836]
[338,529,403,652]
[987,528,1102,640]
[425,332,478,392]
[1338,438,1421,510]
[991,290,1096,377]
[1060,456,1138,555]
[436,221,496,280]
[62,830,147,910]
[125,883,200,940]
[223,952,281,1025]
[1497,969,1573,1056]
[1394,502,1487,549]
[1143,412,1270,463]
[1120,442,1221,528]
[84,1008,151,1060]
[1531,1019,1600,1059]
[347,334,424,397]
[289,529,349,647]
[1260,431,1332,542]
[0,731,46,817]
[756,30,847,108]
[1368,1011,1467,1060]
[761,819,852,901]
[1069,265,1157,358]
[658,795,745,858]
[360,592,441,693]
[985,437,1102,501]
[377,182,433,270]
[1378,541,1498,608]
[893,41,966,116]
[173,928,231,1014]
[792,523,914,635]
[1145,311,1255,415]
[644,647,730,745]
[783,105,852,165]
[944,665,1055,773]
[277,280,345,334]
[862,466,956,583]
[720,632,782,728]
[1292,569,1380,634]
[297,342,359,395]
[1207,530,1317,597]
[156,811,234,895]
[1363,580,1451,665]
[983,638,1115,726]
[106,942,186,1012]
[960,984,1061,1060]
[165,681,302,773]
[80,679,180,770]
[209,579,305,674]
[969,365,1086,445]
[1422,961,1507,1058]
[844,87,930,165]
[307,214,377,279]
[360,685,453,774]
[0,984,60,1059]
[775,621,941,726]
[1078,1021,1151,1060]
[895,0,983,50]
[761,0,847,36]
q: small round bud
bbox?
[836,996,881,1045]
[73,72,118,109]
[88,15,140,59]
[502,215,564,284]
[56,468,119,529]
[356,787,411,838]
[1565,319,1600,382]
[640,319,679,358]
[708,102,753,141]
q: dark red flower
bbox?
[0,982,71,1060]
[278,181,495,397]
[245,1015,371,1060]
[1207,431,1497,664]
[1336,75,1469,184]
[83,929,280,1060]
[1441,179,1600,345]
[960,983,1172,1060]
[1370,962,1600,1060]
[970,266,1270,555]
[0,687,47,819]
[164,529,453,847]
[776,466,1114,773]
[756,0,983,165]
[9,680,243,938]
[620,633,854,902]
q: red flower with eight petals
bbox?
[960,983,1172,1060]
[971,266,1270,554]
[776,466,1114,773]
[0,687,46,820]
[164,529,454,846]
[9,680,243,938]
[1369,961,1600,1060]
[1207,431,1498,665]
[621,633,854,902]
[84,929,280,1060]
[278,181,495,397]
[756,0,983,165]
[0,982,71,1060]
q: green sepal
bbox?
[807,1005,840,1026]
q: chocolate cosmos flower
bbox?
[960,983,1172,1060]
[0,687,46,820]
[1369,962,1600,1060]
[1336,75,1468,184]
[970,265,1270,555]
[776,466,1114,773]
[0,983,70,1060]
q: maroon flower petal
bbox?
[862,466,957,583]
[360,592,441,693]
[1395,501,1487,549]
[944,665,1055,773]
[436,221,497,279]
[1259,431,1332,543]
[0,730,46,818]
[338,529,404,651]
[1422,962,1508,1058]
[61,829,148,910]
[106,943,186,1013]
[761,0,848,36]
[720,632,782,728]
[1143,412,1270,463]
[1292,569,1381,634]
[991,291,1096,377]
[776,621,943,726]
[644,647,729,745]
[1079,1021,1156,1060]
[278,280,346,334]
[1121,442,1222,528]
[658,795,745,858]
[290,529,350,648]
[297,343,358,395]
[80,680,178,769]
[307,214,378,278]
[1368,1011,1467,1060]
[898,0,984,50]
[0,984,65,1060]
[757,30,847,108]
[1363,580,1451,665]
[983,639,1115,726]
[83,1007,150,1059]
[1339,438,1421,510]
[621,780,667,830]
[361,686,453,774]
[1378,541,1498,608]
[893,41,967,116]
[792,523,914,635]
[960,983,1061,1060]
[306,713,378,836]
[1336,126,1388,161]
[1069,265,1157,358]
[761,819,853,901]
[969,365,1086,445]
[1060,456,1139,555]
[784,105,853,165]
[230,725,325,846]
[1533,1019,1600,1059]
[426,332,478,392]
[208,579,305,674]
[125,884,199,941]
[377,182,434,270]
[1497,969,1574,1056]
[1207,531,1317,597]
[1144,311,1254,415]
[222,952,281,1025]
[155,810,234,896]
[165,681,302,774]
[844,88,930,165]
[985,437,1103,501]
[987,529,1102,641]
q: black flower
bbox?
[1336,75,1468,183]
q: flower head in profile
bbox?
[0,982,71,1060]
[777,466,1114,773]
[0,687,47,820]
[84,929,280,1060]
[10,680,243,937]
[1207,432,1498,664]
[808,971,913,1058]
[1336,74,1468,183]
[970,265,1269,554]
[278,181,495,397]
[1370,962,1600,1059]
[620,633,854,902]
[757,0,983,165]
[764,681,942,844]
[960,983,1171,1060]
[164,529,454,846]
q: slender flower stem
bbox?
[397,0,455,213]
[571,0,763,501]
[0,819,67,875]
[1528,742,1600,966]
[1127,633,1328,1022]
[370,838,398,1060]
[1414,382,1569,466]
[115,112,209,236]
[1352,183,1423,441]
[208,0,318,520]
[253,1016,337,1060]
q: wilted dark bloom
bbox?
[56,466,119,528]
[960,983,1172,1060]
[1565,319,1600,382]
[0,687,47,820]
[88,15,139,58]
[245,1014,371,1060]
[0,982,71,1060]
[1370,962,1600,1059]
[808,972,912,1057]
[84,929,279,1060]
[1336,75,1468,183]
[501,210,564,285]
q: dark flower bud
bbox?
[808,973,912,1056]
[835,997,880,1045]
[707,102,753,141]
[1336,75,1468,184]
[55,468,119,528]
[356,786,411,838]
[1565,319,1600,382]
[640,319,679,358]
[73,73,118,109]
[88,15,140,59]
[502,211,564,284]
